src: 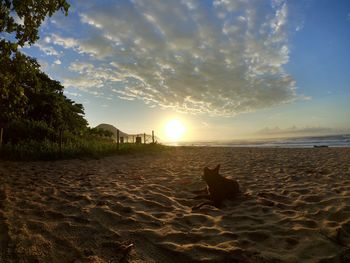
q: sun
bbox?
[165,119,186,141]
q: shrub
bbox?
[4,119,56,144]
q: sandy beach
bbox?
[1,147,350,262]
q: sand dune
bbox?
[1,147,350,262]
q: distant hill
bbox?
[95,123,128,138]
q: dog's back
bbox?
[202,165,240,206]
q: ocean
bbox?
[171,134,350,148]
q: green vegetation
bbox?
[0,0,166,160]
[1,0,71,145]
[1,137,168,161]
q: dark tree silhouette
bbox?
[0,0,69,52]
[1,52,88,145]
[0,0,70,145]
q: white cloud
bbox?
[32,37,60,56]
[54,59,61,65]
[66,62,122,85]
[271,3,288,34]
[68,62,95,73]
[63,76,104,89]
[51,33,115,58]
[44,36,51,43]
[55,0,299,116]
[88,90,104,96]
[52,34,79,49]
[64,91,82,97]
[80,13,102,28]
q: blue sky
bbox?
[21,0,350,141]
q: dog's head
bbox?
[202,164,220,184]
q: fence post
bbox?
[144,133,146,144]
[59,128,63,156]
[117,129,120,150]
[0,127,3,147]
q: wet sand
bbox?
[1,147,350,262]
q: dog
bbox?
[192,164,240,209]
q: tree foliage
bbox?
[0,52,36,126]
[0,0,70,128]
[0,0,69,55]
[1,52,88,143]
[0,0,92,147]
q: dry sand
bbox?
[1,147,350,263]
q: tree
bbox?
[0,0,69,53]
[0,52,39,144]
[0,52,89,140]
[0,0,70,145]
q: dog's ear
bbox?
[214,164,220,173]
[204,167,210,174]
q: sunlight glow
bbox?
[165,119,186,142]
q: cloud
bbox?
[64,91,82,97]
[25,37,60,57]
[54,59,62,65]
[63,75,104,89]
[53,0,299,116]
[38,35,63,55]
[51,33,116,58]
[36,43,60,56]
[51,34,80,50]
[65,62,122,88]
[80,13,102,28]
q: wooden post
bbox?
[117,129,120,150]
[152,130,154,144]
[0,127,3,147]
[144,133,146,144]
[59,128,63,156]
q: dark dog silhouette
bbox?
[193,164,240,209]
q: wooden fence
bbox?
[116,130,156,149]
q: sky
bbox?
[21,0,350,141]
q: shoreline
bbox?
[1,147,350,262]
[173,145,350,148]
[165,134,350,148]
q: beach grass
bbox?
[0,139,168,161]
